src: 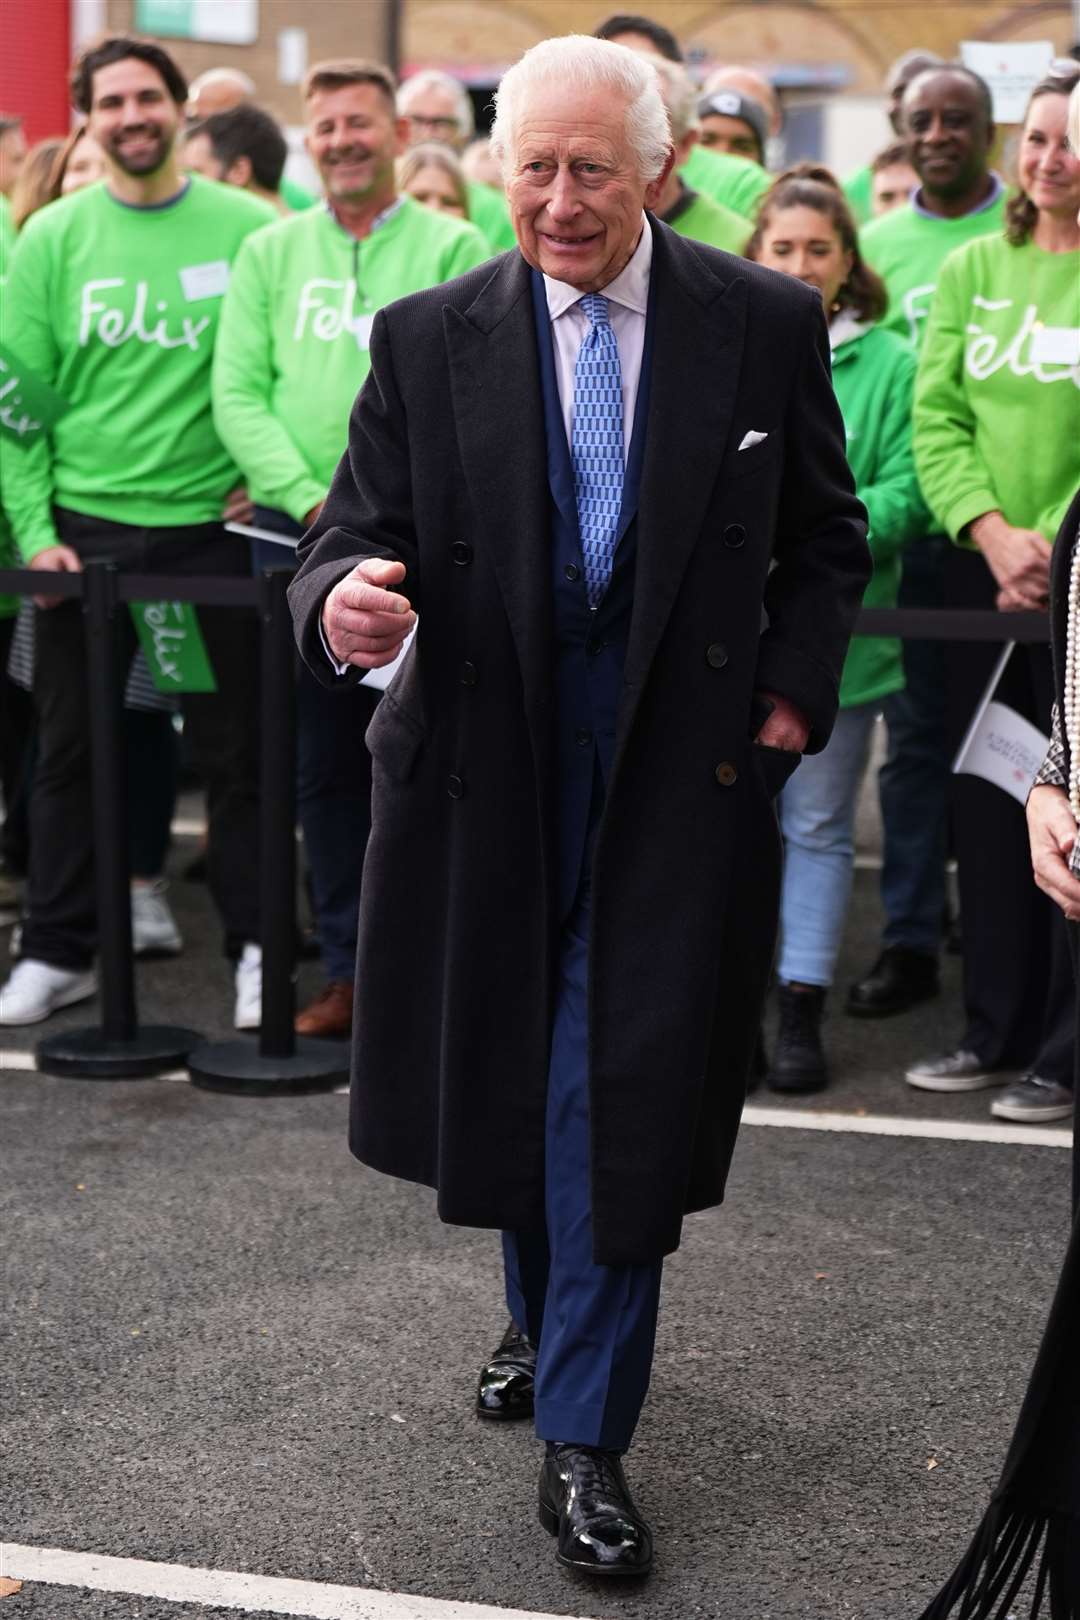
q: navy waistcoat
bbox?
[529,263,657,918]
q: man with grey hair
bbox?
[291,32,868,1578]
[397,68,515,250]
[649,57,749,250]
[186,67,316,212]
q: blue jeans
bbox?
[777,703,879,988]
[877,537,950,954]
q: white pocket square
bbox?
[738,430,768,451]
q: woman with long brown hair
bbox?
[745,166,927,1093]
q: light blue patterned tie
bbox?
[572,293,624,609]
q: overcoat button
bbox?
[714,762,738,787]
[706,642,728,669]
[723,524,746,548]
[586,639,606,657]
[450,541,473,565]
[564,563,581,582]
[460,661,478,685]
[575,728,592,747]
[447,774,464,799]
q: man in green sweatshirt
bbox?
[397,69,516,253]
[214,58,488,1039]
[841,49,943,225]
[650,58,749,253]
[0,35,275,1031]
[593,13,771,221]
[848,63,1007,1022]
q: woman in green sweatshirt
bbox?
[906,68,1080,1119]
[745,168,928,1093]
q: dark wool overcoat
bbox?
[289,220,870,1265]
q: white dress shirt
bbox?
[543,215,652,463]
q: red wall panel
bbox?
[0,0,72,142]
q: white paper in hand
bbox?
[953,699,1049,805]
[361,622,417,691]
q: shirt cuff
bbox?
[317,614,351,678]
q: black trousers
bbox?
[0,616,33,873]
[945,546,1073,1081]
[23,509,260,969]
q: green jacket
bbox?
[830,317,928,707]
[662,187,748,254]
[212,195,490,521]
[0,175,275,559]
[841,163,873,226]
[914,233,1080,544]
[860,188,1007,353]
[680,144,770,221]
[466,180,516,252]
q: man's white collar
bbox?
[543,215,652,321]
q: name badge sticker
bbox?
[1030,326,1080,367]
[179,260,231,302]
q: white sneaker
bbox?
[131,880,183,956]
[234,941,262,1030]
[0,958,97,1025]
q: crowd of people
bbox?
[0,14,1078,1132]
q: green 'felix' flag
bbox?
[130,601,217,693]
[0,342,71,444]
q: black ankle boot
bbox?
[768,984,828,1094]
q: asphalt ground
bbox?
[1,741,1075,1620]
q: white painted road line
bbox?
[742,1103,1072,1149]
[0,1544,595,1620]
[2,1049,1070,1147]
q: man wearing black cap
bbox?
[697,89,769,165]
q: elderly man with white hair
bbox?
[291,34,868,1578]
[397,67,516,250]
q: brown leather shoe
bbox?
[294,979,353,1038]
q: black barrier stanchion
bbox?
[187,569,349,1096]
[35,561,203,1078]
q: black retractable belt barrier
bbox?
[34,561,203,1077]
[187,568,349,1096]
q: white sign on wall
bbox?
[135,0,258,46]
[959,40,1056,123]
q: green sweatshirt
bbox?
[0,176,275,560]
[213,195,490,522]
[466,180,516,252]
[0,193,14,268]
[0,196,15,614]
[914,234,1080,545]
[830,318,928,707]
[663,187,748,254]
[860,188,1006,352]
[280,174,316,212]
[841,163,873,226]
[681,144,770,222]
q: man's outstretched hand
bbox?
[322,558,416,670]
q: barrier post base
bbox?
[187,1036,349,1097]
[36,1024,203,1079]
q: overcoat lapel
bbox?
[444,252,553,738]
[619,225,748,741]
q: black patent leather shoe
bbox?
[846,945,939,1018]
[539,1443,653,1577]
[475,1319,536,1421]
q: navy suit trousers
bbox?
[501,875,664,1451]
